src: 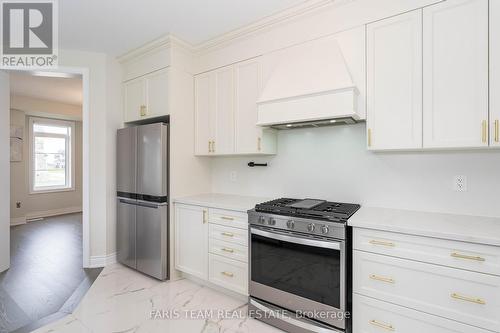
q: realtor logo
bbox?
[1,0,58,68]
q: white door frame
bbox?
[6,66,91,268]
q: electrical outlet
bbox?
[16,202,21,208]
[453,175,467,192]
[230,171,237,182]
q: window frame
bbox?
[29,117,76,194]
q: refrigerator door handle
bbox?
[119,198,166,209]
[119,198,137,206]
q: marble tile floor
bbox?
[32,264,285,333]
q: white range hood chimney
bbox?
[257,32,364,128]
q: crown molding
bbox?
[117,34,194,63]
[194,0,355,54]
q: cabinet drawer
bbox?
[353,293,491,333]
[209,224,248,246]
[209,238,248,263]
[209,254,248,295]
[353,251,500,332]
[354,228,500,276]
[209,208,248,230]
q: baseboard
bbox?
[10,217,27,226]
[89,252,117,268]
[25,206,83,221]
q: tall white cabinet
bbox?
[491,0,500,147]
[366,10,423,150]
[422,0,489,148]
[194,58,277,156]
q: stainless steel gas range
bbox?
[248,198,360,333]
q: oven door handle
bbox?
[251,228,341,250]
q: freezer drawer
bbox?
[137,123,168,197]
[117,198,136,269]
[136,202,168,280]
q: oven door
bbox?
[250,226,346,329]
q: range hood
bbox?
[257,33,364,129]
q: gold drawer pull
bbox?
[451,293,486,305]
[140,105,147,117]
[220,216,235,221]
[370,274,395,284]
[221,271,234,278]
[221,232,234,237]
[369,320,395,331]
[451,252,485,262]
[368,128,372,147]
[482,120,488,143]
[222,248,234,253]
[369,240,395,247]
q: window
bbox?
[29,118,75,193]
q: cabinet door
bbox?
[174,204,208,279]
[124,77,145,122]
[214,66,235,154]
[194,72,215,155]
[491,0,500,147]
[235,59,263,154]
[366,10,422,150]
[423,0,489,148]
[145,69,169,118]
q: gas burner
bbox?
[255,198,360,223]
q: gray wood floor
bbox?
[0,213,102,333]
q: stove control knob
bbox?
[321,225,329,234]
[307,223,316,232]
[258,216,266,224]
[286,220,295,229]
[268,218,276,226]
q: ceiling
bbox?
[10,72,83,106]
[59,0,307,56]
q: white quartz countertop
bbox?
[348,207,500,246]
[173,193,270,212]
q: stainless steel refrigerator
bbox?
[116,123,169,280]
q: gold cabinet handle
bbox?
[140,105,147,117]
[451,293,486,305]
[221,271,234,278]
[212,140,216,153]
[221,232,234,237]
[369,240,395,247]
[368,128,372,147]
[451,252,485,262]
[369,320,395,331]
[495,120,499,143]
[257,137,262,151]
[203,210,207,224]
[221,248,234,253]
[208,140,212,153]
[220,216,234,221]
[370,274,395,284]
[482,120,488,143]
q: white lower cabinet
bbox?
[353,228,500,333]
[353,294,490,333]
[174,203,248,295]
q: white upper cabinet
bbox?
[491,0,500,147]
[422,0,489,148]
[214,67,235,155]
[194,72,216,155]
[194,58,276,156]
[367,10,423,150]
[123,68,170,123]
[235,59,276,154]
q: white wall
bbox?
[58,50,122,262]
[0,71,10,273]
[211,124,500,218]
[9,108,83,222]
[11,95,82,121]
